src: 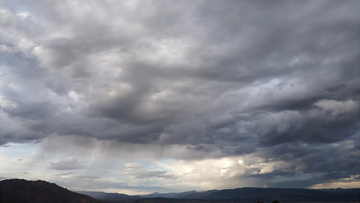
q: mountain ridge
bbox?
[1,179,359,203]
[135,187,359,202]
[82,186,359,202]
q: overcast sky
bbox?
[0,0,359,194]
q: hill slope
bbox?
[0,179,101,203]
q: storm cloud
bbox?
[0,0,359,192]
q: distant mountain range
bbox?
[79,191,134,201]
[1,179,359,203]
[93,187,360,203]
[133,187,360,203]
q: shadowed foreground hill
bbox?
[0,179,101,203]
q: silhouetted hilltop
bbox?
[0,179,101,203]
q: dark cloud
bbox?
[0,0,359,189]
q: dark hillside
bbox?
[0,179,101,203]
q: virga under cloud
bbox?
[0,0,359,194]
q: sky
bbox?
[0,0,359,195]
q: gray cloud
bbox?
[123,163,175,180]
[1,0,359,188]
[49,158,86,170]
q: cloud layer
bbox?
[1,0,359,192]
